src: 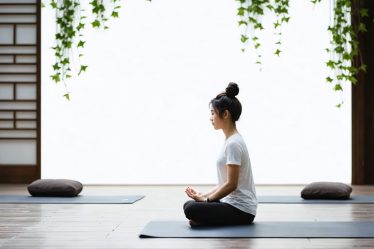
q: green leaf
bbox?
[254,22,264,30]
[311,0,322,4]
[63,93,71,101]
[55,33,63,40]
[237,7,245,16]
[50,0,57,9]
[326,76,333,83]
[274,49,281,56]
[90,0,98,8]
[240,35,249,43]
[41,2,45,8]
[51,74,61,83]
[349,76,357,85]
[61,58,70,65]
[79,65,88,75]
[336,101,343,108]
[111,11,119,18]
[77,40,85,48]
[281,17,290,23]
[266,4,274,11]
[358,22,367,33]
[52,63,61,71]
[334,84,343,91]
[359,64,367,72]
[342,52,350,60]
[76,22,85,31]
[238,20,247,26]
[360,8,369,18]
[92,20,101,28]
[65,41,72,48]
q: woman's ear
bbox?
[223,110,230,119]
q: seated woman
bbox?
[183,82,257,226]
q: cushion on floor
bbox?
[27,179,83,197]
[301,182,352,200]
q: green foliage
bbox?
[47,0,369,102]
[236,0,369,104]
[49,0,121,99]
[236,0,290,67]
[325,0,368,95]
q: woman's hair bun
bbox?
[225,82,239,98]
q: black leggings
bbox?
[183,200,255,226]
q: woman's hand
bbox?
[185,186,205,202]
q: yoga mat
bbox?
[257,195,374,204]
[139,220,374,238]
[0,195,144,204]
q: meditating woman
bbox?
[183,82,257,226]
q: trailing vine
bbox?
[236,0,290,67]
[49,0,121,100]
[272,0,290,57]
[237,0,368,107]
[325,0,368,107]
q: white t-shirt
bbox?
[216,133,257,215]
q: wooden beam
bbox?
[352,0,374,184]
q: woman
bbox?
[183,82,257,226]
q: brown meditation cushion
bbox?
[301,181,352,200]
[27,179,83,197]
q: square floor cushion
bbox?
[301,182,352,200]
[27,179,83,197]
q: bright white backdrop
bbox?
[41,0,351,184]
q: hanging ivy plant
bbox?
[48,0,121,100]
[236,0,290,66]
[237,0,368,107]
[236,0,290,67]
[326,0,368,107]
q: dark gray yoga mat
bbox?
[258,195,374,204]
[139,220,374,238]
[0,195,144,204]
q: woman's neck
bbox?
[223,125,237,139]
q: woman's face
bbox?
[210,107,224,130]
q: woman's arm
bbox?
[185,164,239,202]
[201,185,219,197]
[206,164,239,201]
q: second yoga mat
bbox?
[257,195,374,204]
[140,220,374,238]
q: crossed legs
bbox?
[183,200,255,226]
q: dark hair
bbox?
[210,82,242,122]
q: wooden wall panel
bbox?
[0,0,40,183]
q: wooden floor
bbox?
[0,184,374,249]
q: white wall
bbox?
[42,0,351,184]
